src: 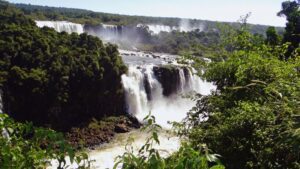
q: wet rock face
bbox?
[153,66,181,97]
[143,75,152,100]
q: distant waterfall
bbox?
[35,21,84,34]
[137,24,205,34]
[101,24,121,40]
[121,65,215,128]
[88,24,122,41]
[145,25,175,34]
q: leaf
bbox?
[152,132,160,144]
[210,164,225,169]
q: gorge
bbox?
[1,1,299,169]
[33,20,215,169]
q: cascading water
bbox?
[85,24,122,41]
[48,50,215,169]
[85,55,215,168]
[121,66,149,117]
[35,21,84,34]
[137,23,205,34]
[145,25,175,34]
[121,62,215,128]
[38,20,215,167]
[101,24,120,40]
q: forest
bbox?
[12,3,285,55]
[0,0,299,169]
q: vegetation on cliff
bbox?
[0,1,127,130]
[11,2,284,55]
[0,0,299,168]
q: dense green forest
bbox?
[0,1,127,130]
[0,0,299,168]
[9,3,285,55]
[117,1,300,169]
[13,3,275,31]
[13,3,284,35]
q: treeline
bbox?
[0,1,127,130]
[141,30,220,54]
[13,3,283,35]
[14,3,181,26]
[9,2,287,55]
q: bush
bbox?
[0,113,90,168]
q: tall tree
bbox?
[278,0,300,58]
[265,26,280,46]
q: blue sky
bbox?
[8,0,287,26]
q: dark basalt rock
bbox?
[143,74,152,100]
[66,115,141,149]
[153,65,181,97]
[114,123,130,133]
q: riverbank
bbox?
[48,129,180,169]
[66,115,141,149]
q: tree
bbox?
[278,0,300,58]
[265,26,280,46]
[0,2,127,130]
[0,113,90,168]
[179,17,300,169]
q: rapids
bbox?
[33,22,215,168]
[47,50,215,169]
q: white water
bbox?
[34,20,205,44]
[48,130,180,169]
[145,24,176,34]
[35,21,84,34]
[121,64,214,128]
[138,23,205,34]
[97,24,121,41]
[46,50,215,169]
[86,52,215,168]
[32,21,214,167]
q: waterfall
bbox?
[35,21,84,34]
[178,68,186,92]
[99,24,121,41]
[137,23,205,34]
[136,24,177,34]
[121,66,149,116]
[146,25,175,34]
[121,65,215,128]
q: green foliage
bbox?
[114,114,224,169]
[179,15,300,169]
[0,3,127,130]
[265,26,281,46]
[278,0,300,58]
[147,30,219,54]
[0,113,90,168]
[9,2,284,55]
[166,143,224,169]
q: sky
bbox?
[8,0,287,26]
